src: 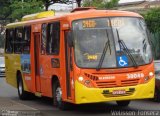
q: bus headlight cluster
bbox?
[78,76,93,88]
[144,72,154,83]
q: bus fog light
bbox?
[144,76,149,81]
[84,80,91,85]
[78,76,84,81]
[84,80,93,87]
[149,72,154,77]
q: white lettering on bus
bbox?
[25,76,31,81]
[127,73,144,79]
[99,76,115,80]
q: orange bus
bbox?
[5,8,155,109]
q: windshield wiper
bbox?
[96,31,111,71]
[116,29,138,68]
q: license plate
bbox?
[112,90,126,95]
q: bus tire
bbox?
[154,87,160,102]
[116,100,130,107]
[53,81,70,110]
[17,75,30,100]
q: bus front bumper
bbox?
[75,78,155,104]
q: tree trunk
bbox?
[45,1,49,11]
[77,2,81,7]
[45,5,48,11]
[76,0,81,7]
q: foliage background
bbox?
[143,7,160,33]
[142,7,160,60]
[83,0,119,9]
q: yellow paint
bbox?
[22,11,55,21]
[75,78,155,104]
[35,92,42,97]
[5,54,29,91]
[6,22,25,29]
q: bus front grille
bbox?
[96,79,139,88]
[96,81,117,88]
[121,79,139,86]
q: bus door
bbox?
[34,32,41,92]
[65,31,74,100]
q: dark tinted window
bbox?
[5,29,14,53]
[41,23,47,54]
[46,22,60,55]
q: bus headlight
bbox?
[78,76,84,81]
[149,72,154,77]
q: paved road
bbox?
[0,77,160,116]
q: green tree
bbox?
[0,0,11,48]
[0,0,11,20]
[142,7,160,60]
[0,0,44,21]
[10,0,44,21]
[83,0,119,9]
[143,7,160,33]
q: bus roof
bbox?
[6,9,142,28]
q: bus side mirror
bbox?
[67,31,73,47]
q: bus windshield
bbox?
[72,17,152,68]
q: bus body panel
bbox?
[5,54,29,91]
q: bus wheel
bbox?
[53,81,69,110]
[116,100,130,107]
[154,87,160,102]
[17,76,29,100]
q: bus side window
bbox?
[5,29,14,53]
[23,26,31,54]
[46,22,60,55]
[41,23,47,55]
[14,27,23,53]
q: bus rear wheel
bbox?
[116,100,130,107]
[17,75,30,100]
[53,81,70,110]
